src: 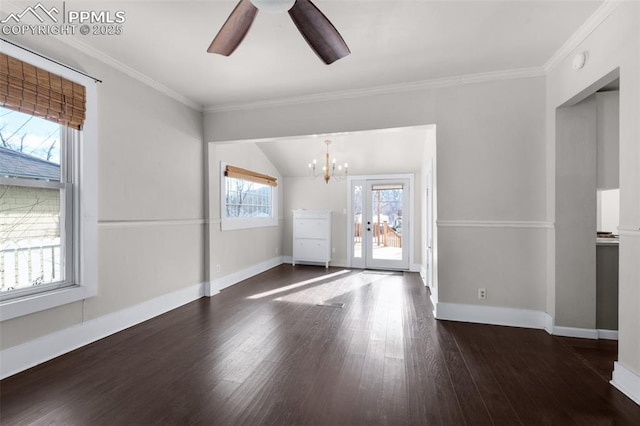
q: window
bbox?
[0,46,97,321]
[0,107,72,298]
[221,163,278,230]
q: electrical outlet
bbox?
[478,288,487,300]
[332,247,336,253]
[215,264,221,273]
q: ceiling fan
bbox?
[207,0,350,65]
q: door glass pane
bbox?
[352,184,362,258]
[1,185,62,292]
[370,184,403,261]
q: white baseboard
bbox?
[551,326,599,339]
[434,302,552,330]
[611,362,640,406]
[433,306,619,342]
[544,314,554,335]
[597,329,619,340]
[282,256,350,269]
[0,282,205,380]
[207,256,284,296]
[429,291,438,315]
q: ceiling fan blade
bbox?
[207,0,258,56]
[288,0,350,64]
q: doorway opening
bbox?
[554,70,620,344]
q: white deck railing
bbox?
[0,239,60,291]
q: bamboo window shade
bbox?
[0,52,86,130]
[225,165,278,187]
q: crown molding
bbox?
[1,0,617,114]
[53,36,203,111]
[205,67,545,113]
[543,0,624,73]
[0,0,199,111]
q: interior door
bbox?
[363,179,410,270]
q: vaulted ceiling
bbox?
[255,126,432,177]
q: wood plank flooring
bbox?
[1,265,639,425]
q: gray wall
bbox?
[282,177,349,267]
[596,245,619,331]
[555,96,597,329]
[596,91,620,190]
[205,76,548,313]
[207,142,283,291]
[546,0,640,377]
[0,36,205,350]
[282,171,424,269]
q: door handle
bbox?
[367,227,371,232]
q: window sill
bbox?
[0,285,95,321]
[221,217,278,231]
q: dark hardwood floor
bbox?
[1,265,639,425]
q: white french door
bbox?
[349,177,411,270]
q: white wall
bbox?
[0,36,205,350]
[421,126,438,296]
[597,189,620,233]
[206,142,283,293]
[546,0,640,384]
[205,75,548,314]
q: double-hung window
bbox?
[0,107,73,297]
[0,47,97,320]
[221,164,278,230]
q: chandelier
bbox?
[308,140,348,184]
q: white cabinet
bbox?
[292,210,331,268]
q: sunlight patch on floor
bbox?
[274,271,397,306]
[247,269,351,300]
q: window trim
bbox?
[220,162,278,231]
[0,43,97,321]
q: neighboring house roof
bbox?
[0,146,60,180]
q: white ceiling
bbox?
[1,0,603,109]
[0,0,604,177]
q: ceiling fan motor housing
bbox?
[250,0,296,14]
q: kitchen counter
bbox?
[596,237,619,246]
